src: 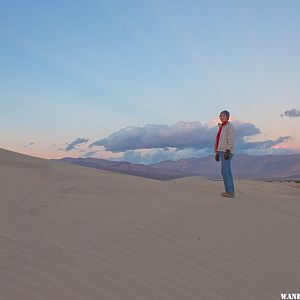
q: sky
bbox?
[1,0,300,164]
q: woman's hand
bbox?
[224,149,231,160]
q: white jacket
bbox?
[214,122,235,153]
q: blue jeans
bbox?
[218,151,235,194]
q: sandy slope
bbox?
[0,147,299,300]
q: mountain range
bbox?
[52,153,300,181]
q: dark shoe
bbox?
[221,192,235,198]
[215,153,220,161]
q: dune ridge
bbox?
[0,147,299,299]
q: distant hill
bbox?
[150,153,300,180]
[52,153,300,181]
[51,157,191,181]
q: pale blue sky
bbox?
[0,0,299,162]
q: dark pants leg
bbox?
[219,151,235,193]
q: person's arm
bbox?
[226,125,235,152]
[214,126,220,161]
[214,141,218,153]
[224,125,234,160]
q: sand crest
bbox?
[0,148,299,299]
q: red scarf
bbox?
[215,121,228,151]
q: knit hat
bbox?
[220,110,230,119]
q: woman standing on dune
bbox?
[214,110,235,198]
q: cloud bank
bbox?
[90,120,290,152]
[280,108,300,118]
[90,121,216,151]
[24,142,34,148]
[65,137,89,151]
[86,120,293,164]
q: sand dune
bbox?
[0,147,299,299]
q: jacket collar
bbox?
[218,121,230,127]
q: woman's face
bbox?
[219,113,228,123]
